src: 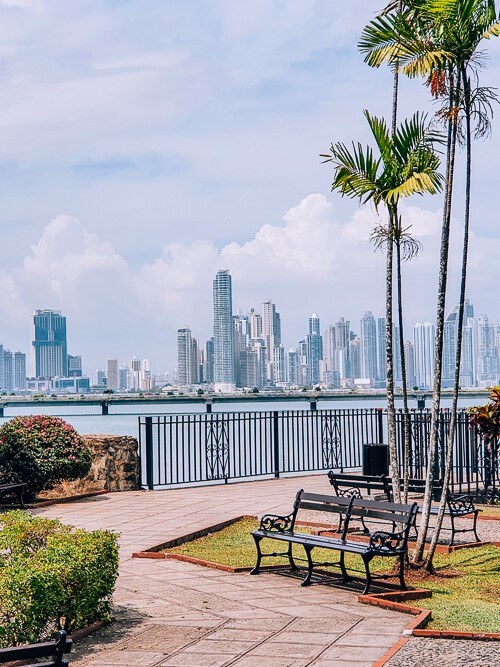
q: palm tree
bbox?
[322,111,443,503]
[374,0,420,504]
[359,0,500,567]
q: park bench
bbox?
[327,471,390,532]
[250,490,418,594]
[327,472,480,545]
[0,472,27,509]
[0,630,72,666]
[385,477,481,546]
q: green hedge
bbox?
[0,511,119,647]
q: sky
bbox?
[0,0,499,372]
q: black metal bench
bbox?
[385,478,481,546]
[0,630,72,666]
[327,473,481,545]
[250,490,418,594]
[0,473,27,509]
[327,472,390,532]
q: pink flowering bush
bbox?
[0,416,91,500]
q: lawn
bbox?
[166,518,500,633]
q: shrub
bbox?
[0,416,92,501]
[0,511,119,647]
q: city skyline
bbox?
[0,3,498,370]
[176,271,500,392]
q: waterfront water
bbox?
[0,394,487,438]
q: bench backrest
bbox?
[327,471,389,498]
[385,477,443,502]
[349,498,419,551]
[0,630,72,666]
[294,490,354,540]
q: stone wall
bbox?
[48,435,141,497]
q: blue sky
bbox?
[0,0,499,371]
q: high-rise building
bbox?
[31,310,68,378]
[14,352,26,391]
[306,314,323,385]
[107,358,119,391]
[404,341,416,388]
[68,355,82,377]
[286,349,300,386]
[261,300,281,384]
[203,338,214,384]
[248,309,263,340]
[213,270,235,392]
[377,318,387,383]
[177,327,195,386]
[413,322,435,389]
[477,314,498,386]
[360,311,377,382]
[349,336,361,379]
[3,350,12,393]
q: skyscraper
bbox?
[107,357,119,392]
[306,314,323,385]
[413,322,435,389]
[377,318,387,383]
[477,314,498,386]
[14,352,26,391]
[360,311,377,382]
[213,270,235,391]
[177,327,200,386]
[31,310,68,378]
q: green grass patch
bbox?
[166,518,500,633]
[410,546,500,633]
[477,504,500,518]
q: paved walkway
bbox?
[38,475,411,666]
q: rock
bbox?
[47,435,140,497]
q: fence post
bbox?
[145,416,154,490]
[377,408,384,444]
[273,411,280,478]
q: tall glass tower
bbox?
[306,314,323,385]
[360,311,377,381]
[213,270,235,391]
[31,310,68,378]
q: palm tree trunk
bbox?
[413,70,460,564]
[396,236,411,501]
[387,208,401,503]
[425,66,472,569]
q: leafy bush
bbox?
[0,511,119,647]
[0,416,92,500]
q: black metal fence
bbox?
[138,408,498,497]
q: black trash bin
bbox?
[362,442,389,476]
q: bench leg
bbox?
[250,535,263,575]
[472,511,480,543]
[398,553,407,591]
[361,555,373,595]
[449,513,456,547]
[301,544,314,586]
[287,543,300,571]
[339,551,351,582]
[16,487,27,510]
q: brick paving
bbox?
[36,475,413,666]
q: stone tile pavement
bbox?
[35,475,496,666]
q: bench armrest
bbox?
[258,513,295,533]
[368,530,407,553]
[447,494,476,514]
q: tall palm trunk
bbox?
[425,65,472,568]
[389,0,405,502]
[387,208,401,503]
[414,70,460,563]
[395,235,411,501]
